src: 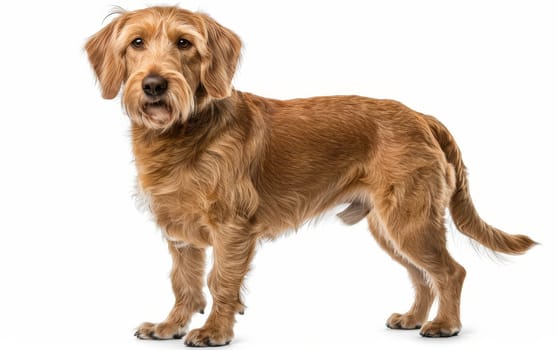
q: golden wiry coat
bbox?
[86,6,535,347]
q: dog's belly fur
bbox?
[134,92,450,245]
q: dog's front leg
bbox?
[136,243,207,340]
[185,224,256,347]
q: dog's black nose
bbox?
[142,74,168,97]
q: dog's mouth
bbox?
[142,99,172,124]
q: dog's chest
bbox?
[131,122,257,246]
[133,142,218,246]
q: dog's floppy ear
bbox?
[85,14,126,99]
[197,13,242,99]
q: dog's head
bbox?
[85,6,241,130]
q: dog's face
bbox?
[85,7,241,130]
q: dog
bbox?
[85,6,536,347]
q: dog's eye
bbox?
[131,37,144,49]
[177,38,192,50]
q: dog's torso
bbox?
[133,91,449,246]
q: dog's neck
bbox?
[132,92,237,142]
[130,90,266,203]
[130,91,249,175]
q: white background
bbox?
[1,0,555,349]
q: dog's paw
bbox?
[135,322,187,340]
[419,320,461,338]
[386,312,422,330]
[184,326,233,347]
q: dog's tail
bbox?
[424,114,537,255]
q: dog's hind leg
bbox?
[135,243,206,340]
[373,165,465,337]
[368,213,435,330]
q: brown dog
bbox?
[86,6,535,347]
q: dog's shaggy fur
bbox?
[86,6,536,347]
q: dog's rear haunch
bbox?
[86,6,536,347]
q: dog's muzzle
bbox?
[141,74,173,125]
